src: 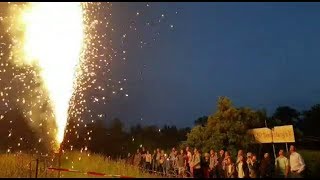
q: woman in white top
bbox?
[225,157,235,178]
[236,155,249,178]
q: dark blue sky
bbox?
[102,2,320,128]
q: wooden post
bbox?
[271,127,276,159]
[44,158,47,178]
[272,144,276,159]
[35,159,39,178]
[58,153,61,178]
[29,161,32,178]
[56,144,63,178]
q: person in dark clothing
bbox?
[141,147,146,169]
[259,153,273,178]
[201,153,210,178]
[217,149,225,178]
[248,154,260,178]
[151,150,157,171]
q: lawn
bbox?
[300,150,320,178]
[1,150,318,178]
[0,151,159,178]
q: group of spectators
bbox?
[126,145,306,178]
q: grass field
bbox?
[0,151,159,178]
[1,150,319,178]
[300,150,320,178]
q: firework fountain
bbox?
[1,1,177,159]
[21,2,84,150]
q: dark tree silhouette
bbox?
[301,104,320,137]
[0,109,42,153]
[271,106,300,126]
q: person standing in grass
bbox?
[224,156,235,178]
[275,149,289,178]
[155,148,161,172]
[172,150,179,174]
[209,149,218,178]
[192,148,202,178]
[248,154,259,178]
[236,155,249,178]
[202,152,210,178]
[185,146,192,175]
[145,150,152,172]
[259,153,273,178]
[133,149,141,167]
[217,149,225,178]
[151,149,157,171]
[164,153,171,175]
[169,147,176,171]
[176,149,186,177]
[141,147,146,169]
[158,150,165,173]
[289,145,305,178]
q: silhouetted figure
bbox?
[259,153,273,178]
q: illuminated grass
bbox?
[0,151,159,178]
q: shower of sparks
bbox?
[21,2,84,146]
[0,2,178,154]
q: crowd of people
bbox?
[126,145,306,178]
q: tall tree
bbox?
[271,106,304,140]
[186,96,264,156]
[271,106,300,126]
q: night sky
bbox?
[101,2,320,128]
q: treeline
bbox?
[62,118,190,158]
[0,96,319,156]
[0,109,191,157]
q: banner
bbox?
[272,125,295,143]
[248,127,273,143]
[248,125,295,143]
